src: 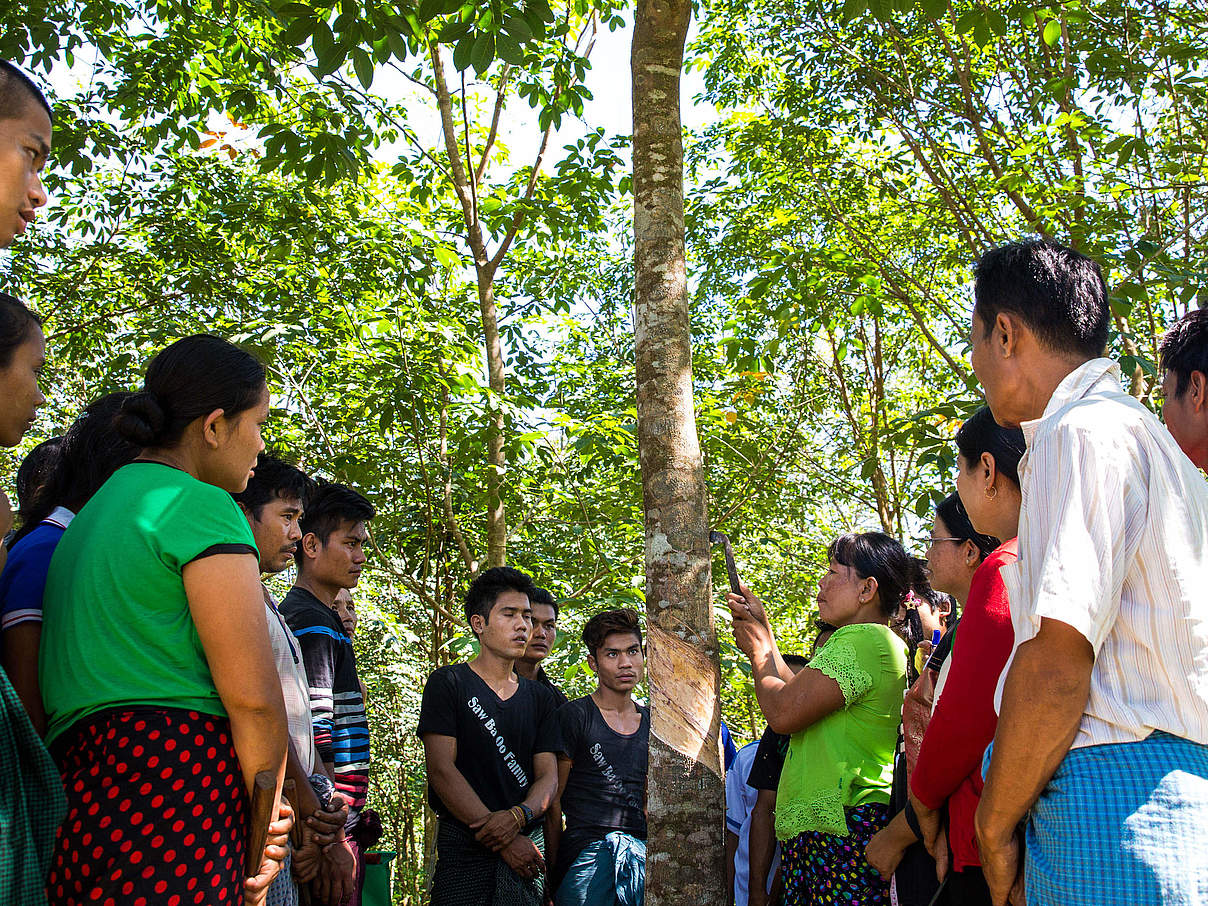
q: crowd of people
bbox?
[4,49,1208,906]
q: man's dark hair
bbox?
[935,492,1000,560]
[464,566,537,636]
[974,239,1109,360]
[12,393,137,546]
[955,405,1026,489]
[582,607,643,659]
[0,292,42,369]
[233,451,311,520]
[1159,308,1208,399]
[529,586,559,620]
[298,481,374,551]
[0,60,52,122]
[784,653,810,669]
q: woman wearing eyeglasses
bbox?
[908,406,1024,905]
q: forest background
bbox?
[2,0,1205,900]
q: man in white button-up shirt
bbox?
[969,240,1208,906]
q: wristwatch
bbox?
[518,803,535,826]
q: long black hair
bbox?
[115,335,266,448]
[955,406,1026,488]
[10,393,139,546]
[935,492,1000,559]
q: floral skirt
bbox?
[47,707,248,906]
[781,803,890,906]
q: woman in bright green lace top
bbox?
[728,532,912,906]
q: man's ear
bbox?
[586,653,599,675]
[469,612,485,637]
[300,531,321,561]
[1191,371,1208,412]
[996,311,1021,359]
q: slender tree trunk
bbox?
[632,2,725,903]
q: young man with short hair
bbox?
[418,566,561,906]
[235,454,355,906]
[1159,307,1208,471]
[967,240,1208,905]
[516,585,568,706]
[281,481,375,905]
[0,58,59,904]
[547,608,648,906]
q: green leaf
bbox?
[470,31,494,75]
[840,0,867,20]
[1042,19,1061,46]
[495,31,523,65]
[352,48,374,88]
[918,0,946,17]
[452,34,474,71]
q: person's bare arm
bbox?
[747,790,777,906]
[724,829,738,906]
[422,732,493,826]
[522,751,559,819]
[2,623,44,734]
[976,618,1093,906]
[185,553,288,801]
[544,757,572,879]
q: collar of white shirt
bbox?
[1020,356,1120,450]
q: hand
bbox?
[244,803,294,905]
[864,824,909,881]
[934,823,949,883]
[314,837,356,906]
[307,793,350,846]
[977,825,1026,906]
[726,586,775,660]
[472,809,521,851]
[290,826,323,883]
[908,791,942,857]
[500,835,545,880]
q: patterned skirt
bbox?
[781,803,891,906]
[46,707,248,906]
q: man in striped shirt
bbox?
[970,240,1208,906]
[282,481,375,906]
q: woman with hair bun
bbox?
[39,334,291,905]
[729,531,912,906]
[905,407,1024,906]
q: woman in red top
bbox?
[909,406,1025,905]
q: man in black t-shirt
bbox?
[418,567,560,906]
[547,608,648,906]
[515,586,569,707]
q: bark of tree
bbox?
[632,1,725,903]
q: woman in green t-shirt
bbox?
[40,334,290,906]
[728,532,913,906]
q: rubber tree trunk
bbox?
[632,2,725,903]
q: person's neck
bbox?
[987,492,1022,543]
[293,573,339,607]
[1012,353,1094,424]
[470,646,518,687]
[515,658,540,680]
[138,445,201,481]
[838,600,889,629]
[591,684,635,714]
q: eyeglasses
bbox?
[914,536,965,547]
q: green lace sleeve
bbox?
[808,638,873,706]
